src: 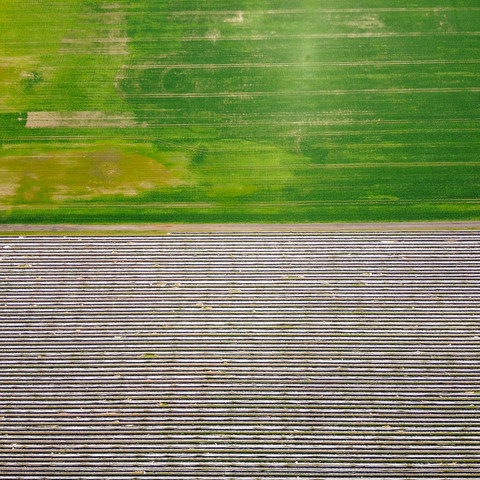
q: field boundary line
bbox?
[1,222,480,234]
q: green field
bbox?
[1,0,479,223]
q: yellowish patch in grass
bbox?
[0,146,192,203]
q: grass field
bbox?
[1,0,479,223]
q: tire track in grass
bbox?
[130,87,480,98]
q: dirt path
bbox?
[0,221,479,234]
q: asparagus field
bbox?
[1,1,479,223]
[1,232,479,477]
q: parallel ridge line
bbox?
[0,232,479,478]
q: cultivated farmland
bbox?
[1,232,479,476]
[0,1,479,223]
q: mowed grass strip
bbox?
[0,0,479,223]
